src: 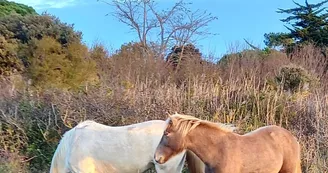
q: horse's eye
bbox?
[164,131,169,136]
[169,120,173,125]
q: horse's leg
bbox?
[295,145,302,173]
[296,160,302,173]
[186,150,206,173]
[282,160,302,173]
[279,149,302,173]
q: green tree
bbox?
[0,13,82,45]
[28,37,98,90]
[0,13,83,72]
[264,0,328,51]
[0,12,97,90]
[0,0,37,17]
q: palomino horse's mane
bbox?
[169,113,237,137]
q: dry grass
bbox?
[0,44,327,172]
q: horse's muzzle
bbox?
[154,153,165,164]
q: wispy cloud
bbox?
[10,0,80,9]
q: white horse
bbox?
[49,120,207,173]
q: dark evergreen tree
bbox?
[166,43,202,69]
[264,0,328,51]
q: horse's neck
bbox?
[185,124,232,166]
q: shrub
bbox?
[275,64,318,93]
[28,37,98,90]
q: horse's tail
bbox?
[186,150,205,173]
[49,127,76,173]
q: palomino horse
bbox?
[50,120,208,173]
[154,113,302,173]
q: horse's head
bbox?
[154,113,237,164]
[154,113,200,164]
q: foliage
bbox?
[24,115,60,172]
[166,43,202,69]
[219,49,270,66]
[0,95,67,173]
[0,36,23,76]
[0,13,97,90]
[264,32,294,48]
[275,64,318,92]
[264,0,328,51]
[90,43,110,61]
[111,42,146,60]
[89,43,112,82]
[108,42,168,85]
[28,37,98,90]
[0,13,82,45]
[0,151,27,173]
[0,0,37,17]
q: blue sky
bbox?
[11,0,324,57]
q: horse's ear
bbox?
[165,112,171,118]
[170,111,179,117]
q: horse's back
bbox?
[247,125,300,152]
[243,125,301,173]
[253,125,299,148]
[51,120,173,173]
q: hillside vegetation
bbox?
[0,0,328,172]
[0,0,36,16]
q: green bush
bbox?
[0,36,23,76]
[28,37,98,90]
[275,64,318,92]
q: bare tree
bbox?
[98,0,217,58]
